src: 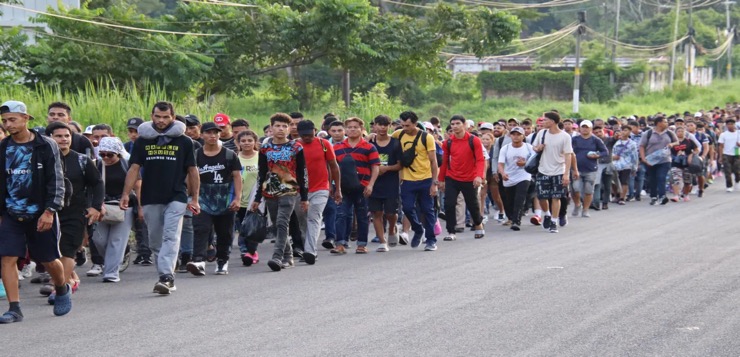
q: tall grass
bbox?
[3,79,740,137]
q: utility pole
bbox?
[573,11,586,114]
[610,0,621,85]
[669,0,681,87]
[726,1,735,80]
[687,0,695,86]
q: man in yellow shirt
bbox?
[391,111,439,251]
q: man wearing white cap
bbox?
[571,120,608,218]
[0,101,72,322]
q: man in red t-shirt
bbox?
[295,120,341,264]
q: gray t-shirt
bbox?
[639,129,676,161]
[534,129,573,176]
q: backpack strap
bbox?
[469,135,476,161]
[446,139,452,169]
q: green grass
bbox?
[3,79,739,137]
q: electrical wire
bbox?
[181,0,258,8]
[453,0,590,9]
[639,0,723,10]
[441,25,577,58]
[0,3,226,37]
[32,30,221,56]
[585,26,689,51]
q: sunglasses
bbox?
[100,152,117,158]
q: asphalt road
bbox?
[5,184,740,356]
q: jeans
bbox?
[265,195,297,263]
[296,190,329,255]
[323,197,337,241]
[179,216,193,255]
[629,163,647,198]
[336,189,369,246]
[192,211,235,262]
[502,181,530,225]
[722,155,740,188]
[646,162,671,198]
[143,201,187,278]
[133,213,150,257]
[400,179,437,244]
[443,178,482,234]
[92,209,134,280]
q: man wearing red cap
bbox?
[214,113,237,152]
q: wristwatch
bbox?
[45,207,57,214]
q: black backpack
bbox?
[60,154,74,208]
[398,131,427,172]
[338,152,363,194]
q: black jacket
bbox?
[0,130,65,215]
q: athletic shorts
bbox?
[58,210,86,258]
[368,197,399,215]
[618,170,632,186]
[572,171,598,195]
[536,173,565,199]
[0,213,61,263]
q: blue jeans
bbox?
[336,189,368,246]
[646,162,671,198]
[322,196,337,241]
[629,163,646,198]
[400,179,437,244]
[179,216,193,255]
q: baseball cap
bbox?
[126,117,144,130]
[201,122,222,132]
[0,100,33,119]
[694,112,703,118]
[184,114,200,127]
[84,125,95,135]
[510,127,525,135]
[423,122,435,131]
[580,120,593,128]
[479,123,494,130]
[297,120,316,136]
[213,113,230,126]
[465,120,475,128]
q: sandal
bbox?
[355,246,368,254]
[474,230,485,239]
[376,244,389,253]
[330,245,346,255]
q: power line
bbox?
[0,3,226,37]
[441,25,578,58]
[33,30,223,56]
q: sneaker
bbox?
[698,190,704,198]
[330,245,347,255]
[280,260,294,269]
[482,216,489,225]
[241,253,253,267]
[103,277,120,283]
[215,261,229,275]
[153,277,176,295]
[510,224,520,231]
[502,220,512,226]
[443,235,457,241]
[321,239,335,250]
[727,187,734,192]
[17,271,24,281]
[86,264,103,277]
[21,261,36,279]
[683,196,691,202]
[410,231,423,248]
[303,252,317,264]
[660,196,669,205]
[39,283,54,296]
[650,197,658,205]
[542,216,552,231]
[549,224,559,233]
[640,190,648,197]
[376,244,389,253]
[635,196,641,202]
[618,199,626,205]
[572,206,581,217]
[140,256,153,266]
[387,234,399,247]
[132,254,145,265]
[371,236,381,243]
[530,215,542,226]
[186,261,206,276]
[581,211,590,218]
[602,203,609,210]
[559,215,568,227]
[424,243,438,251]
[53,284,72,316]
[398,232,409,246]
[292,248,304,259]
[75,248,88,267]
[497,213,505,223]
[31,272,50,284]
[267,259,282,272]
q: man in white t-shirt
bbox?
[497,127,535,231]
[718,118,740,192]
[532,112,574,233]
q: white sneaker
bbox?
[640,190,648,197]
[17,271,24,281]
[215,261,228,275]
[727,187,735,193]
[21,261,36,278]
[690,187,699,195]
[482,216,489,225]
[86,264,103,277]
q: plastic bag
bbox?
[240,210,267,243]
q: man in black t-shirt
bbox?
[187,122,241,276]
[120,102,200,295]
[46,102,94,158]
[369,115,402,251]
